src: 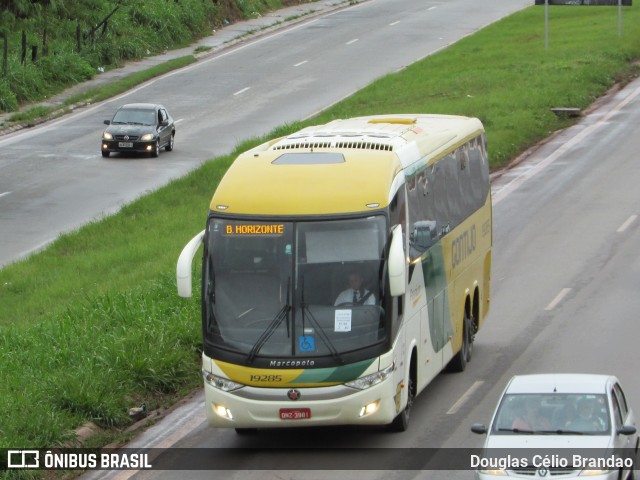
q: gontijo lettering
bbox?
[225,224,284,235]
[452,224,476,269]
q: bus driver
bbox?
[334,271,376,306]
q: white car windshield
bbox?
[493,393,610,435]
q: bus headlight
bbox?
[202,370,244,392]
[345,363,394,390]
[213,403,233,420]
[140,133,154,141]
[359,400,380,417]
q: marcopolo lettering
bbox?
[269,359,315,367]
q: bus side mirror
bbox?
[176,230,205,297]
[388,225,406,297]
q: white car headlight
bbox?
[579,469,612,476]
[140,133,154,141]
[478,469,508,476]
[102,132,113,140]
[345,363,394,390]
[202,370,244,392]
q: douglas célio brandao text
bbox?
[470,454,633,470]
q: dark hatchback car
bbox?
[101,103,175,158]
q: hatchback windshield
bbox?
[492,393,610,435]
[112,109,155,126]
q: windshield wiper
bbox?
[550,429,590,435]
[496,428,535,434]
[246,277,291,365]
[300,275,344,365]
[497,427,585,435]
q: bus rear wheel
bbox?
[448,312,472,373]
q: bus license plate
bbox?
[118,142,133,148]
[279,408,311,420]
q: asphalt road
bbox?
[71,4,640,480]
[79,74,640,480]
[10,0,640,478]
[0,0,531,268]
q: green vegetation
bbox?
[0,3,639,453]
[6,56,197,126]
[0,0,312,112]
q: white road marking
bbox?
[346,38,359,45]
[294,60,308,67]
[389,21,401,26]
[233,87,250,96]
[428,6,437,10]
[174,118,184,124]
[545,288,572,311]
[617,215,637,233]
[0,192,11,199]
[447,380,484,414]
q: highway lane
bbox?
[0,0,531,268]
[79,70,640,480]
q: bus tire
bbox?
[235,428,258,435]
[388,361,416,432]
[448,312,472,373]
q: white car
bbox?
[471,374,638,479]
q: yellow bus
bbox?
[177,114,492,432]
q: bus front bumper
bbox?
[203,379,400,429]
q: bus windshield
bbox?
[203,216,388,364]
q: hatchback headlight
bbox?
[345,363,394,390]
[202,370,244,392]
[140,133,154,141]
[102,132,113,140]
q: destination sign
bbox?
[224,224,285,235]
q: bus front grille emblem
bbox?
[287,389,301,401]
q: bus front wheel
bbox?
[389,364,416,432]
[235,428,258,435]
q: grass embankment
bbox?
[6,56,198,127]
[1,5,639,452]
[0,0,311,113]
